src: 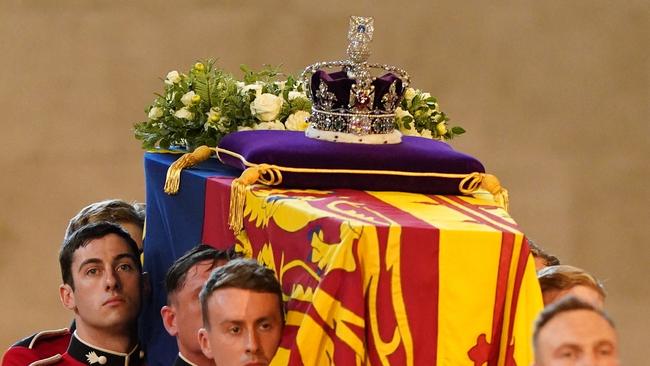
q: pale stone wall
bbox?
[0,1,647,363]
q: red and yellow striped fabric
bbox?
[203,179,542,365]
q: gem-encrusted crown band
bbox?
[301,16,410,144]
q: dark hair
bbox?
[526,238,560,267]
[59,222,142,289]
[533,296,615,347]
[165,244,239,303]
[65,199,145,240]
[199,258,283,329]
[537,265,606,299]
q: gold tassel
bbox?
[479,174,509,212]
[228,166,264,235]
[164,145,213,194]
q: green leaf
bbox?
[451,126,466,134]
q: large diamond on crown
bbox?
[301,16,410,144]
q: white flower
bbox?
[288,91,307,101]
[274,80,286,91]
[420,129,433,139]
[241,83,263,96]
[250,93,283,121]
[237,126,253,131]
[253,120,286,130]
[420,92,432,100]
[206,107,220,122]
[400,124,420,136]
[395,107,413,121]
[174,107,194,120]
[436,122,447,135]
[235,81,245,91]
[165,70,182,85]
[181,91,197,106]
[285,110,310,131]
[404,88,417,103]
[148,106,163,120]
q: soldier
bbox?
[2,200,145,366]
[161,245,236,366]
[198,259,284,366]
[30,222,146,366]
[533,296,620,365]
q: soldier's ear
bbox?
[59,284,75,311]
[198,328,213,360]
[160,305,178,336]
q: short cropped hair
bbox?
[527,238,560,267]
[59,222,142,289]
[199,258,283,329]
[165,244,239,303]
[65,199,145,240]
[537,265,606,299]
[533,296,615,347]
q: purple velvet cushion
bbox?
[217,130,485,194]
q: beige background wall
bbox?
[1,0,647,364]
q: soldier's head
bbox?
[538,265,606,308]
[161,245,237,365]
[198,258,284,366]
[59,222,143,343]
[65,199,145,250]
[533,296,619,366]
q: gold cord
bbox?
[162,145,510,234]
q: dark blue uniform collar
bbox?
[173,353,197,366]
[67,332,145,366]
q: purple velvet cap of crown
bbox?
[218,130,485,194]
[311,70,404,110]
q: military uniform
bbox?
[2,328,72,366]
[171,354,196,366]
[28,333,145,366]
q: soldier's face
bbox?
[198,288,283,366]
[167,260,225,357]
[60,234,142,335]
[535,309,619,366]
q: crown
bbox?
[301,16,410,144]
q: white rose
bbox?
[181,91,197,106]
[250,93,283,121]
[165,70,182,85]
[148,106,163,120]
[205,107,220,122]
[420,129,433,139]
[253,120,286,130]
[400,124,419,136]
[395,107,413,121]
[275,81,286,91]
[285,111,310,131]
[174,107,194,120]
[404,88,417,103]
[241,83,263,96]
[288,91,307,101]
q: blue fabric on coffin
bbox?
[217,130,485,194]
[140,152,238,366]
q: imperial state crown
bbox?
[301,16,411,144]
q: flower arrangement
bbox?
[395,88,465,139]
[134,60,464,150]
[134,60,312,150]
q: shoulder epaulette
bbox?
[28,329,70,349]
[28,354,62,366]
